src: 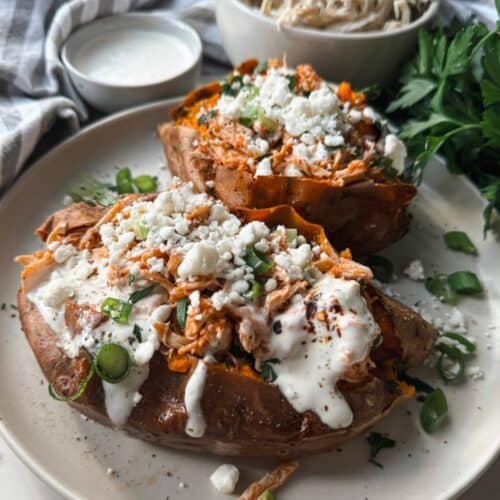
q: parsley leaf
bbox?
[366,432,396,468]
[379,11,500,235]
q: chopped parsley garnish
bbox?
[133,324,143,343]
[366,432,396,468]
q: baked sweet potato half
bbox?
[158,59,417,256]
[16,182,435,458]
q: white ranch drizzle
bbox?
[184,359,209,437]
[103,365,150,427]
[264,275,379,429]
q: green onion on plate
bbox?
[420,388,448,433]
[133,175,157,193]
[444,231,477,255]
[425,274,457,304]
[447,271,482,295]
[116,167,134,194]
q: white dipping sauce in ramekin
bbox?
[72,29,195,86]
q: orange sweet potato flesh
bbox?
[158,61,417,257]
[17,201,435,458]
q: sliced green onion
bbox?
[48,368,94,402]
[101,298,132,324]
[258,491,275,500]
[253,61,268,75]
[420,388,448,433]
[366,432,396,468]
[366,255,393,283]
[129,284,156,304]
[239,104,277,132]
[285,228,298,243]
[116,167,134,194]
[133,175,157,193]
[260,358,280,383]
[244,246,273,275]
[132,220,149,241]
[425,274,457,304]
[239,104,260,128]
[436,342,464,361]
[437,351,465,383]
[93,343,131,384]
[448,271,482,295]
[133,324,143,343]
[444,231,477,255]
[176,298,188,330]
[128,274,136,286]
[244,281,263,301]
[443,332,476,356]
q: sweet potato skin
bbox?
[157,122,416,257]
[19,285,431,458]
[17,203,436,458]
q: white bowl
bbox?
[216,0,439,87]
[62,14,202,113]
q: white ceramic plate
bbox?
[0,99,499,500]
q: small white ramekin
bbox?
[62,13,202,113]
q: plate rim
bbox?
[0,97,498,500]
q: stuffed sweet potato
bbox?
[158,59,417,257]
[16,181,435,458]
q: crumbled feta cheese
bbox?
[189,290,201,309]
[467,365,484,381]
[265,278,278,292]
[349,109,362,123]
[147,256,164,273]
[324,134,344,148]
[404,260,425,281]
[284,164,303,177]
[444,308,466,333]
[53,244,76,264]
[178,242,218,278]
[255,157,273,177]
[363,106,378,122]
[248,137,269,155]
[210,464,240,494]
[384,134,407,174]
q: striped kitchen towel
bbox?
[0,0,497,191]
[0,0,154,191]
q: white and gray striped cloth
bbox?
[0,0,497,191]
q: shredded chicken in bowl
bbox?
[244,0,432,32]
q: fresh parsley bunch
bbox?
[385,3,500,234]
